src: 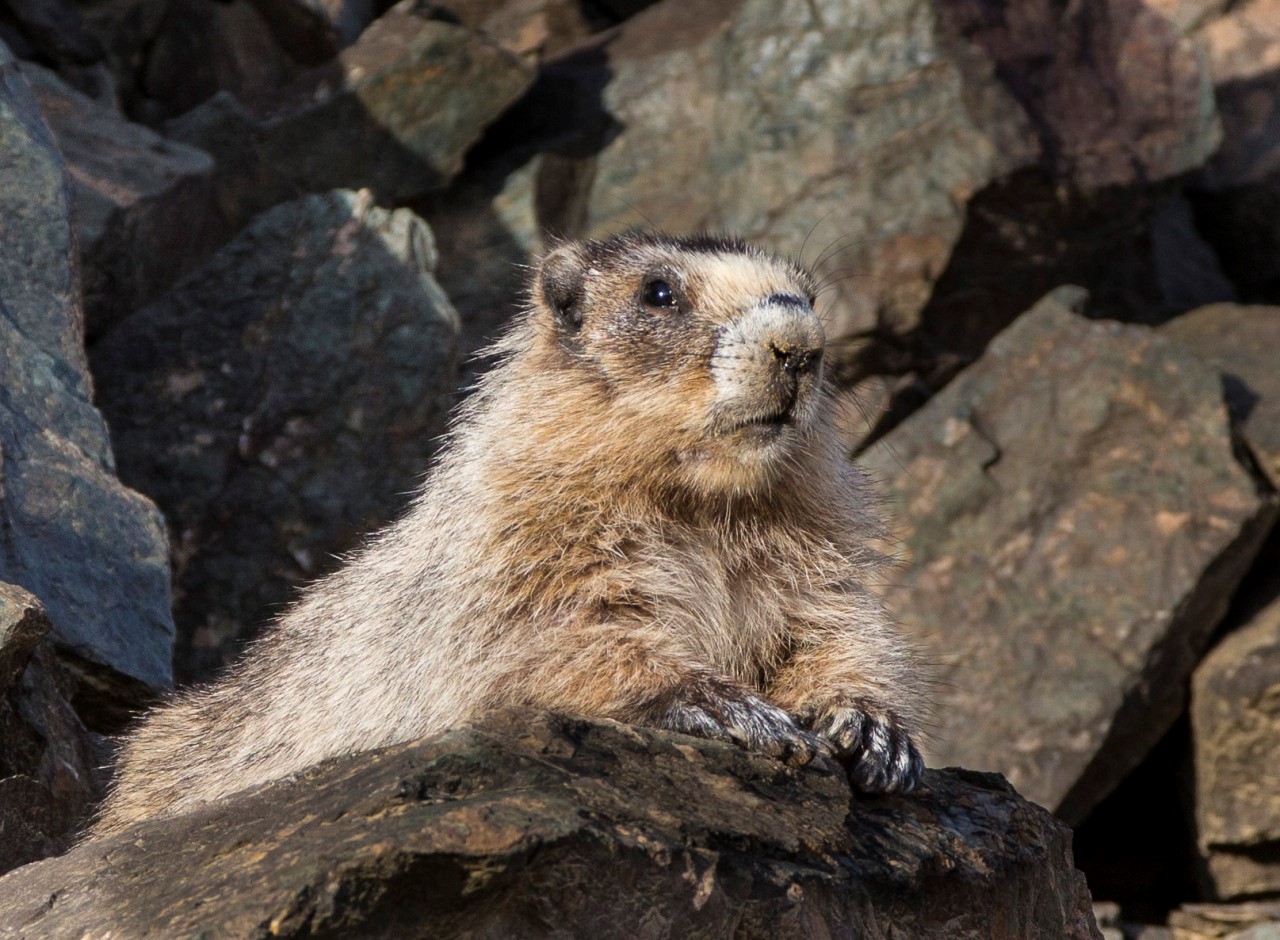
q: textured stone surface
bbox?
[168,4,534,228]
[20,59,223,338]
[0,40,175,699]
[859,288,1277,824]
[1191,595,1280,899]
[0,584,100,877]
[1190,0,1280,302]
[429,0,601,62]
[0,709,1101,938]
[141,0,301,118]
[514,0,1034,343]
[92,191,460,683]
[1171,902,1280,940]
[941,0,1221,190]
[1161,304,1280,488]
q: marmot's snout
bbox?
[711,294,826,436]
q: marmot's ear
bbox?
[537,243,588,331]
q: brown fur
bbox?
[93,232,930,837]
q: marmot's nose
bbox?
[769,341,822,377]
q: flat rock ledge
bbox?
[0,709,1100,939]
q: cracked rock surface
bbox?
[91,190,460,683]
[859,287,1278,825]
[0,709,1100,939]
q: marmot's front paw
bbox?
[659,677,828,767]
[800,700,923,794]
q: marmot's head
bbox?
[526,232,829,495]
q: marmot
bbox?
[94,232,929,836]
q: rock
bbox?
[167,4,534,227]
[0,709,1101,938]
[1150,197,1239,315]
[415,151,545,370]
[1,0,103,67]
[858,287,1278,825]
[941,0,1221,190]
[0,584,100,877]
[1161,304,1280,488]
[19,59,224,338]
[1190,594,1280,899]
[428,0,601,62]
[91,190,460,683]
[248,0,376,61]
[1189,0,1280,303]
[141,0,302,119]
[506,0,1035,345]
[73,0,170,112]
[0,40,175,706]
[1171,902,1280,940]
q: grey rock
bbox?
[519,0,1035,344]
[858,287,1277,824]
[1190,594,1280,899]
[19,59,224,338]
[168,4,534,227]
[0,584,100,877]
[1161,304,1280,488]
[91,190,460,683]
[0,40,175,700]
[0,709,1102,938]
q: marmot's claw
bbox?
[812,703,923,794]
[663,680,827,767]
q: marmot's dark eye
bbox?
[642,278,677,309]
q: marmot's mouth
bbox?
[730,409,795,440]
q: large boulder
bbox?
[0,39,175,712]
[91,191,461,683]
[1190,593,1280,900]
[502,0,1036,344]
[0,710,1101,938]
[19,59,224,338]
[940,0,1221,191]
[0,584,100,877]
[858,288,1277,825]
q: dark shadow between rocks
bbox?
[1072,714,1199,924]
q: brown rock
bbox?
[248,0,376,61]
[1171,902,1280,939]
[1189,0,1280,303]
[428,0,600,62]
[941,0,1221,190]
[858,287,1277,824]
[20,58,224,338]
[167,3,534,226]
[91,191,460,683]
[0,584,100,877]
[0,710,1102,938]
[1161,304,1280,488]
[141,0,302,118]
[1190,595,1280,899]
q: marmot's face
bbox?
[534,234,827,492]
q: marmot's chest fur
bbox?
[94,232,930,837]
